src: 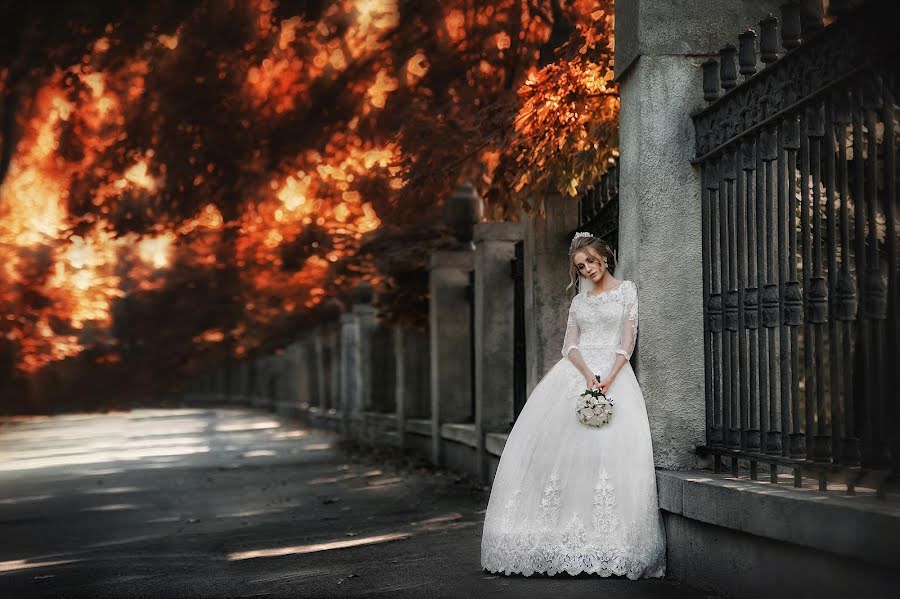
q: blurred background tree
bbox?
[0,0,616,410]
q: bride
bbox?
[480,232,666,578]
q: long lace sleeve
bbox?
[616,281,638,360]
[561,298,580,359]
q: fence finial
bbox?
[738,30,758,78]
[759,15,779,64]
[719,45,738,92]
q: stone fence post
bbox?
[429,250,475,466]
[473,222,525,481]
[522,196,579,394]
[340,283,376,436]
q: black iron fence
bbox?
[511,240,527,422]
[578,157,619,255]
[693,1,897,496]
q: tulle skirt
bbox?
[480,348,666,578]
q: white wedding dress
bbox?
[480,280,666,578]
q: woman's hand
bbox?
[583,373,602,390]
[597,374,616,395]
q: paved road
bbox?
[0,408,705,598]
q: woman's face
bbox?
[572,248,607,284]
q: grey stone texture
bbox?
[521,197,580,395]
[617,51,708,470]
[664,510,900,598]
[428,249,476,465]
[657,470,900,571]
[352,302,377,412]
[340,311,360,417]
[472,222,525,481]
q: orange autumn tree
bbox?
[0,0,616,408]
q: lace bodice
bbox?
[561,280,638,360]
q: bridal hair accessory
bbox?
[569,231,593,254]
[577,387,614,427]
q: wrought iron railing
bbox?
[693,1,897,497]
[578,157,619,255]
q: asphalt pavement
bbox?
[0,408,706,598]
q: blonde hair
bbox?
[566,236,616,291]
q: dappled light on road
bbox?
[0,558,82,574]
[227,531,413,561]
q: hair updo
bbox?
[566,235,616,291]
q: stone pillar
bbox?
[340,285,376,436]
[615,0,783,469]
[287,341,307,408]
[353,303,377,412]
[310,325,331,412]
[473,222,525,481]
[340,312,361,418]
[429,250,475,466]
[522,195,580,395]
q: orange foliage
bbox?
[0,0,618,386]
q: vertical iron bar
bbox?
[702,164,714,445]
[737,143,750,450]
[726,150,741,449]
[851,87,871,465]
[862,76,889,465]
[743,138,761,452]
[511,240,526,422]
[784,115,806,459]
[778,121,792,456]
[808,102,830,463]
[882,80,899,472]
[763,127,781,456]
[720,158,733,451]
[758,132,771,454]
[710,160,724,447]
[800,114,815,460]
[824,95,843,465]
[835,88,860,466]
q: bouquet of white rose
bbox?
[576,387,614,427]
